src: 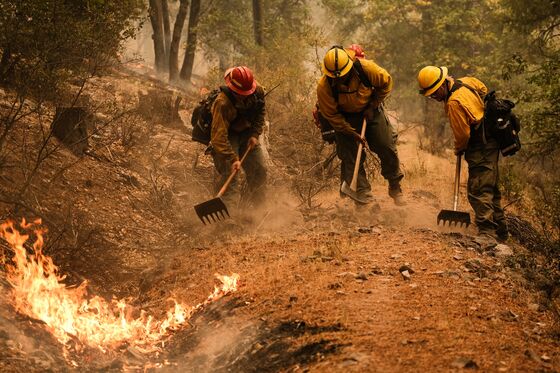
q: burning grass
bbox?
[0,218,239,362]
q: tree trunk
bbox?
[161,0,172,61]
[169,0,189,82]
[179,0,201,83]
[149,0,166,73]
[252,0,264,46]
[0,46,11,82]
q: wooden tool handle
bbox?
[350,117,367,191]
[217,145,253,198]
[452,154,462,211]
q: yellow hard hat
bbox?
[417,66,448,96]
[322,46,353,78]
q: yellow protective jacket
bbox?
[316,57,393,135]
[210,85,266,162]
[445,77,488,152]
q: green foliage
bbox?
[0,0,143,102]
[500,161,526,201]
[501,0,560,161]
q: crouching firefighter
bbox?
[417,66,511,241]
[210,65,267,209]
[316,46,405,205]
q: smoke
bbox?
[168,321,257,372]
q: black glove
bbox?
[351,131,366,146]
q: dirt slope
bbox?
[0,68,558,372]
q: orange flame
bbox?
[0,219,239,354]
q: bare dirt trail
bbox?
[150,193,558,372]
[0,69,558,372]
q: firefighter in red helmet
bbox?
[210,66,267,208]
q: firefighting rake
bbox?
[194,146,252,224]
[437,154,471,227]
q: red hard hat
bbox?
[224,66,257,95]
[348,44,365,59]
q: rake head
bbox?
[194,197,230,225]
[437,209,471,228]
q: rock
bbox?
[401,270,411,281]
[494,244,513,257]
[289,295,298,302]
[399,265,415,274]
[528,303,540,312]
[390,253,401,260]
[451,357,479,369]
[474,235,497,250]
[370,267,384,275]
[453,254,463,260]
[355,272,368,281]
[446,271,461,280]
[358,226,372,233]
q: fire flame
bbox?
[0,219,239,353]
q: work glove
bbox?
[231,160,242,172]
[351,131,366,146]
[247,136,259,148]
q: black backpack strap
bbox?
[326,76,339,103]
[352,59,372,88]
[446,79,462,99]
[220,85,236,104]
[450,79,487,138]
[450,79,485,102]
[328,59,371,104]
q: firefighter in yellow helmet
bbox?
[317,46,405,205]
[417,66,507,241]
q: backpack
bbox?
[315,59,372,143]
[190,86,236,145]
[483,91,521,157]
[451,80,521,157]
